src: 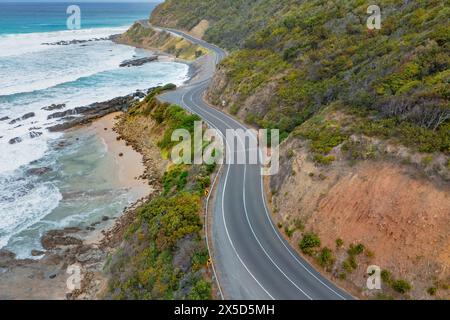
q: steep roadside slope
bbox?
[99,86,217,299]
[116,22,207,61]
[150,0,449,299]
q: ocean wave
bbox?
[0,178,62,250]
[0,37,133,96]
[0,26,129,58]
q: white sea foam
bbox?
[0,26,190,256]
[0,27,128,58]
[0,178,62,250]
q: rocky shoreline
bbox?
[0,108,162,299]
[0,25,201,300]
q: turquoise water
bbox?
[0,2,157,34]
[0,2,189,258]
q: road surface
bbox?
[155,24,353,300]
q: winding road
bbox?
[156,25,353,300]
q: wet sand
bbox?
[88,111,151,196]
[0,112,153,299]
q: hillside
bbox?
[102,86,216,299]
[116,22,207,61]
[150,0,450,299]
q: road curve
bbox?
[155,25,353,300]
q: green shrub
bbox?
[347,243,365,256]
[299,233,321,255]
[313,154,336,165]
[192,249,209,271]
[317,247,335,269]
[336,238,344,248]
[427,287,437,296]
[392,279,412,294]
[381,270,392,284]
[284,226,294,238]
[188,278,212,300]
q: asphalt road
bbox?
[156,25,353,300]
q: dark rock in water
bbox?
[9,112,36,124]
[48,273,57,279]
[54,140,71,150]
[101,216,109,222]
[41,36,113,46]
[47,94,137,132]
[0,249,16,260]
[29,131,43,139]
[47,106,90,120]
[31,250,45,257]
[0,249,16,267]
[41,229,83,250]
[119,56,158,67]
[42,103,66,111]
[0,116,9,121]
[133,90,146,99]
[26,167,52,176]
[29,126,42,131]
[9,137,22,144]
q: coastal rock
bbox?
[41,36,113,46]
[42,104,66,111]
[47,106,90,120]
[8,112,35,124]
[31,250,45,257]
[119,56,158,67]
[133,90,146,99]
[47,94,137,132]
[0,249,16,261]
[77,249,104,263]
[0,116,9,121]
[29,131,43,139]
[8,137,22,144]
[41,229,83,250]
[26,167,52,176]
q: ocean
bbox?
[0,2,189,258]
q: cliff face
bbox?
[269,133,449,299]
[103,87,216,300]
[150,0,450,299]
[117,22,207,61]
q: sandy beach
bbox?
[86,112,151,195]
[0,112,154,299]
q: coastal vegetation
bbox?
[152,0,449,158]
[148,0,449,300]
[105,86,213,299]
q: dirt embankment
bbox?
[267,137,449,300]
